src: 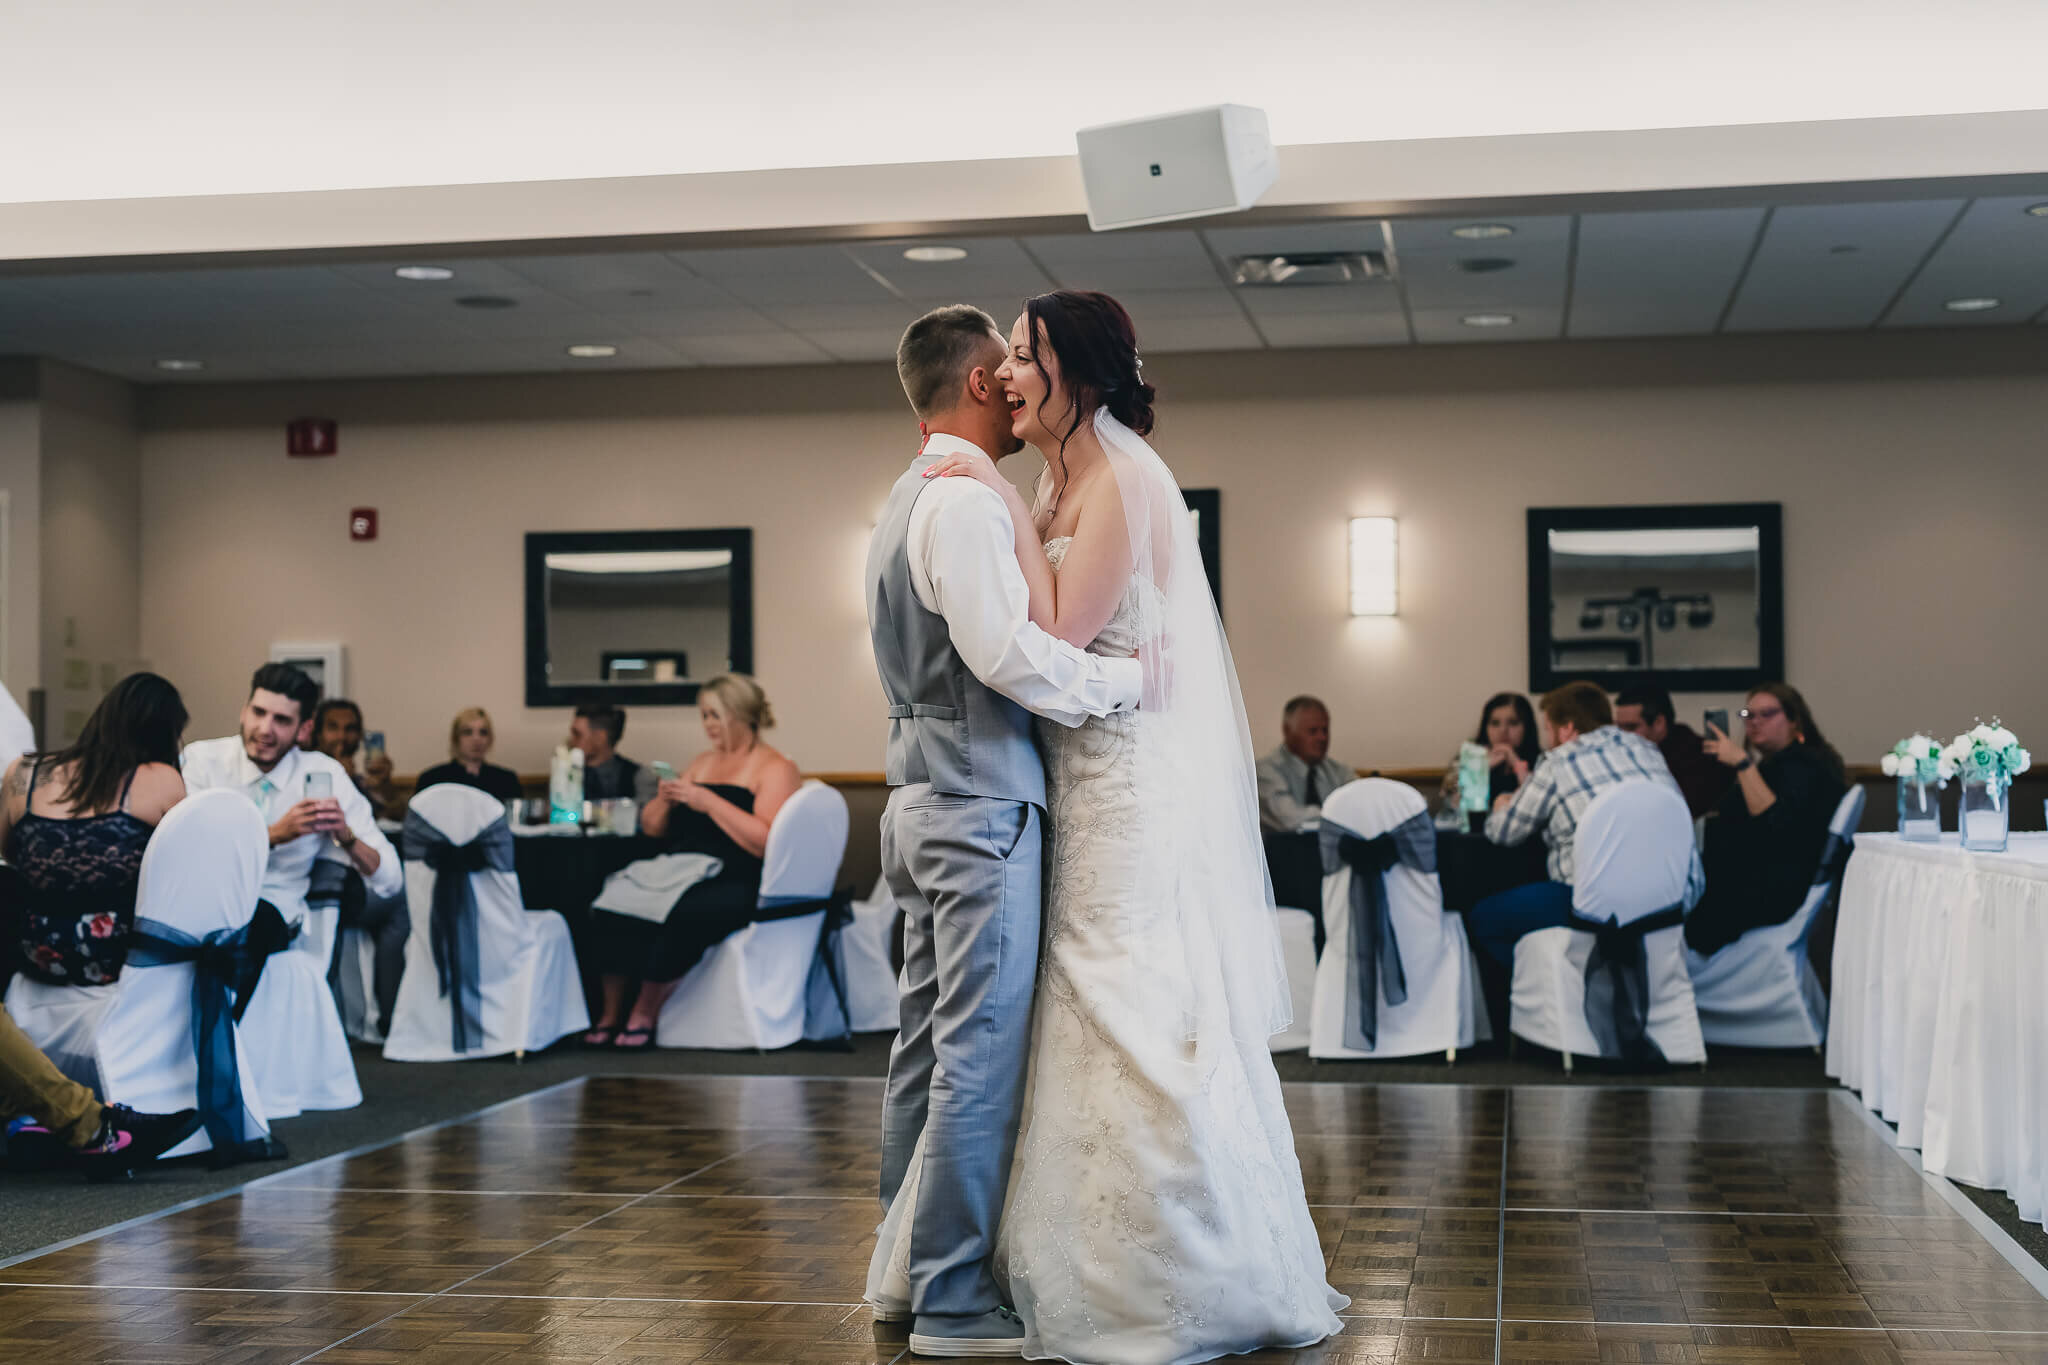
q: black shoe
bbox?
[73,1104,203,1182]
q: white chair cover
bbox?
[383,784,588,1061]
[839,874,906,1034]
[1511,781,1705,1065]
[1307,779,1489,1059]
[235,883,359,1116]
[660,780,848,1051]
[1267,907,1318,1053]
[4,789,275,1159]
[1688,785,1866,1048]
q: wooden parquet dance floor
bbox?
[3,1077,2046,1364]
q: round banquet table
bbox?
[1826,831,2048,1225]
[512,831,665,1012]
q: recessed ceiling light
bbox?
[1943,296,2001,312]
[1461,312,1516,328]
[565,343,619,358]
[1456,256,1517,274]
[902,245,969,263]
[154,358,203,372]
[2025,203,2048,218]
[1450,224,1514,240]
[393,265,455,281]
[455,295,517,309]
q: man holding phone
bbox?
[309,698,398,819]
[183,664,402,921]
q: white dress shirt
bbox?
[181,735,404,920]
[904,435,1141,728]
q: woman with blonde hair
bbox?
[414,707,524,804]
[585,673,803,1049]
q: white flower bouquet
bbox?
[1879,734,1955,785]
[1943,722,2032,789]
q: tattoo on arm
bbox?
[2,762,29,801]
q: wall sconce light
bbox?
[1348,516,1398,616]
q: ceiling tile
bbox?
[1569,207,1765,338]
[676,332,834,366]
[1724,200,1962,333]
[752,301,916,332]
[1880,195,2048,328]
[1203,220,1388,260]
[847,238,1053,303]
[1138,313,1263,353]
[503,252,743,313]
[1253,312,1410,349]
[1237,283,1405,319]
[802,329,904,363]
[670,245,895,306]
[609,307,786,338]
[1022,230,1225,291]
[1410,305,1564,344]
[1386,214,1574,255]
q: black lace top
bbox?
[662,784,764,885]
[9,763,154,985]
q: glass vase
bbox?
[1896,774,1942,841]
[1959,773,2010,853]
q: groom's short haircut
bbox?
[897,305,1004,418]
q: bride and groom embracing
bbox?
[862,292,1345,1363]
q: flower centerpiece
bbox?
[1879,734,1955,840]
[1943,722,2032,853]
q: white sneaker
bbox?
[867,1296,912,1323]
[909,1306,1026,1357]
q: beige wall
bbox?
[0,364,40,707]
[136,329,2048,779]
[38,362,143,744]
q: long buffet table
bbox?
[1827,831,2048,1225]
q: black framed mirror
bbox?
[1527,503,1782,694]
[525,529,753,707]
[1183,488,1222,613]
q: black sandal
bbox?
[612,1027,655,1051]
[581,1027,619,1048]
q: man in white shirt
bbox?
[867,305,1138,1356]
[182,663,402,925]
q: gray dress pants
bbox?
[878,783,1042,1319]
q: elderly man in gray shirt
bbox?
[1257,696,1355,935]
[1256,695,1356,834]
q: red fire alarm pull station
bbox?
[349,508,378,541]
[288,418,339,456]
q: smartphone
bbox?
[651,761,677,782]
[362,731,386,763]
[1703,708,1729,738]
[305,771,334,801]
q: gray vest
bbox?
[867,454,1045,807]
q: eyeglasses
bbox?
[1739,706,1785,721]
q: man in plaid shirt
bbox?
[1471,681,1703,969]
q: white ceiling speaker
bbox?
[1074,104,1277,232]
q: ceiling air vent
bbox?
[1229,251,1391,287]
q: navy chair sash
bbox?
[403,811,515,1054]
[1319,812,1435,1051]
[1568,905,1685,1064]
[779,889,856,1047]
[127,899,296,1159]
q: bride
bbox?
[868,291,1346,1364]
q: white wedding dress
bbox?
[869,537,1346,1365]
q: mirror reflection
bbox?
[543,549,735,687]
[1545,526,1760,672]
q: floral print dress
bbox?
[10,765,152,985]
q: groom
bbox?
[867,305,1141,1356]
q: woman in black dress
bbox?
[585,674,803,1049]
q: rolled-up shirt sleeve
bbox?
[909,478,1141,728]
[337,774,403,897]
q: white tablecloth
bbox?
[1827,831,2048,1224]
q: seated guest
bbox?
[585,674,802,1049]
[570,705,657,805]
[1470,680,1701,970]
[416,707,525,803]
[1256,696,1354,932]
[183,663,402,925]
[2,673,188,986]
[1439,692,1539,825]
[1614,682,1727,819]
[309,698,409,1036]
[1257,696,1354,833]
[309,698,397,817]
[1685,683,1848,956]
[2,1004,199,1179]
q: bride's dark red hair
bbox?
[1022,290,1156,441]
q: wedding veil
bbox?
[1070,406,1294,1047]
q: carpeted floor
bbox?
[4,1035,2042,1276]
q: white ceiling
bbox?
[5,191,2048,384]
